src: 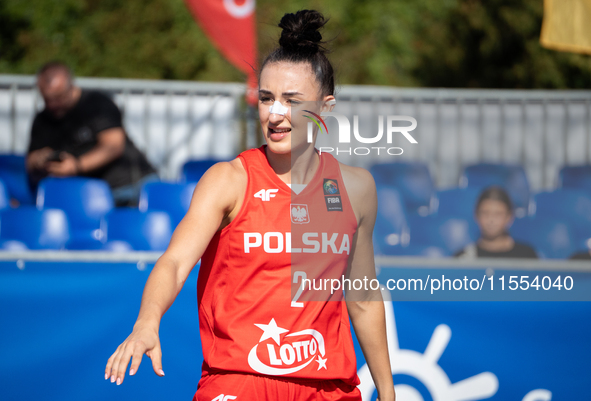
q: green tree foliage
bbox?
[0,0,589,88]
[412,0,591,88]
[0,0,243,81]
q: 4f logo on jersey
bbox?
[290,204,310,224]
[254,189,278,202]
[211,395,237,401]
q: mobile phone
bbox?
[46,151,62,162]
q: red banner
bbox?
[185,0,259,104]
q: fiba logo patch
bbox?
[323,179,339,195]
[290,204,310,224]
[323,179,342,211]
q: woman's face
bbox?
[258,61,334,155]
[475,199,513,240]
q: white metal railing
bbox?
[1,251,590,271]
[334,85,591,189]
[1,75,590,188]
[0,75,245,180]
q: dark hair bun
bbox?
[278,10,327,54]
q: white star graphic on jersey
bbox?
[316,355,327,370]
[254,318,289,345]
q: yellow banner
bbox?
[540,0,591,55]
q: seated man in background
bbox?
[455,186,538,259]
[26,61,157,206]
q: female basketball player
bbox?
[106,10,395,401]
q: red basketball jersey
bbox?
[197,145,360,387]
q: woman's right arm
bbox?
[105,159,245,385]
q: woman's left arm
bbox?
[342,166,395,401]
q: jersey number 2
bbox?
[291,271,306,308]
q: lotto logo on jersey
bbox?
[290,204,310,224]
[254,189,278,201]
[248,318,328,375]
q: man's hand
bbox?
[46,152,79,177]
[26,147,54,171]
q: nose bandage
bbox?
[269,101,288,116]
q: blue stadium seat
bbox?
[181,159,222,183]
[65,237,106,250]
[102,240,135,252]
[510,217,575,259]
[0,207,69,250]
[407,214,479,255]
[0,179,9,210]
[377,243,450,258]
[369,162,436,215]
[373,188,409,254]
[0,239,29,251]
[102,209,173,251]
[459,163,530,215]
[37,177,113,241]
[66,237,135,251]
[0,155,34,205]
[436,187,481,220]
[559,165,591,192]
[139,181,196,227]
[532,189,591,250]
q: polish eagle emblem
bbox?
[290,204,310,224]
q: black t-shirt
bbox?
[455,241,538,259]
[28,90,155,189]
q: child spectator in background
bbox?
[456,186,537,259]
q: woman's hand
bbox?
[103,160,245,386]
[105,323,164,385]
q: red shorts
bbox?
[192,372,362,401]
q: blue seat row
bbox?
[0,154,221,206]
[139,181,197,226]
[0,154,217,250]
[0,207,69,250]
[368,161,591,258]
[2,157,591,257]
[370,161,591,217]
[373,185,591,259]
[0,206,173,252]
[370,162,533,216]
[0,176,196,251]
